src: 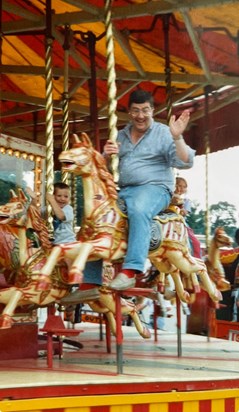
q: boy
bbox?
[47,182,76,245]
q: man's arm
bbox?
[169,109,191,162]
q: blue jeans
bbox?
[119,184,171,272]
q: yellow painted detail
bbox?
[0,389,239,411]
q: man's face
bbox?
[129,102,154,133]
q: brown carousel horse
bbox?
[187,227,232,335]
[0,189,151,338]
[205,227,232,291]
[37,133,222,305]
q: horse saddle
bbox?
[116,198,183,251]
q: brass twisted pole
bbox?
[104,0,119,184]
[61,24,71,184]
[45,1,54,234]
[163,14,172,124]
[0,0,2,134]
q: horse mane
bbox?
[93,149,118,201]
[28,203,52,250]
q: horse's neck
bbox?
[18,216,36,265]
[208,239,223,272]
[82,173,111,219]
[18,227,29,266]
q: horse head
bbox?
[213,227,232,249]
[0,188,30,226]
[59,133,96,176]
[59,133,118,202]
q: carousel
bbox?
[0,1,239,412]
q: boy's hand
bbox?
[46,193,55,203]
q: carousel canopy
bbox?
[1,0,239,155]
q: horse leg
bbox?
[36,245,63,290]
[0,289,23,329]
[172,253,221,302]
[88,301,117,336]
[98,288,151,339]
[68,243,95,284]
[197,268,222,302]
[170,269,191,303]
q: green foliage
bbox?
[186,201,205,234]
[209,201,237,239]
[0,178,22,205]
[187,200,238,239]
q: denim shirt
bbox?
[117,120,195,193]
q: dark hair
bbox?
[53,182,70,193]
[128,89,154,108]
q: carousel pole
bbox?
[71,114,78,229]
[204,85,211,251]
[45,0,54,235]
[61,24,71,185]
[104,0,122,372]
[104,0,119,184]
[204,85,214,342]
[0,0,2,134]
[163,14,173,124]
[163,13,182,356]
[87,31,100,152]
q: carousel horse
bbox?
[204,227,232,291]
[220,246,239,285]
[219,242,239,321]
[0,189,151,338]
[37,133,222,305]
[0,189,71,328]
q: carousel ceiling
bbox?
[1,0,239,155]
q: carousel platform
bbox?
[0,322,239,412]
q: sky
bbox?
[176,145,239,220]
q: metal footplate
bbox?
[60,287,101,305]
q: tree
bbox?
[209,201,237,238]
[186,200,238,239]
[186,201,205,235]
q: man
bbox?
[103,89,195,290]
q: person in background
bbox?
[173,176,192,217]
[172,176,202,258]
[103,89,195,290]
[231,229,239,321]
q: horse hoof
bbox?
[0,314,13,329]
[141,327,151,339]
[35,275,51,291]
[68,269,83,285]
[193,285,201,293]
[182,291,191,303]
[211,289,223,302]
[217,279,231,292]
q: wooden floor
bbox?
[1,322,239,393]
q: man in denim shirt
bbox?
[103,89,195,290]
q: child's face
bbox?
[54,188,70,208]
[175,180,187,195]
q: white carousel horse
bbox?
[0,189,151,338]
[0,189,71,328]
[37,133,222,305]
